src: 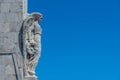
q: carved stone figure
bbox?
[22,13,42,77]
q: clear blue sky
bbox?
[28,0,120,80]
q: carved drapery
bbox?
[22,13,42,77]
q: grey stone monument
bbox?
[0,0,43,80]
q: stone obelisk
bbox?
[0,0,42,80]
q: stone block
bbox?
[0,13,23,23]
[25,76,38,80]
[6,13,23,23]
[0,54,17,80]
[2,32,18,52]
[9,23,22,32]
[10,2,23,13]
[0,0,3,2]
[0,33,5,52]
[1,2,23,13]
[1,3,10,13]
[0,22,22,32]
[0,23,10,32]
[2,0,23,2]
[4,76,17,80]
[0,13,6,23]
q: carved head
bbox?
[31,12,43,22]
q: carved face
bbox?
[32,13,43,22]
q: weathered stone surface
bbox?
[0,0,27,80]
[1,2,23,13]
[0,14,6,23]
[0,23,10,32]
[1,0,23,2]
[0,13,23,23]
[0,32,18,48]
[1,3,10,13]
[0,0,42,80]
[9,23,22,32]
[5,13,22,22]
[0,23,21,32]
[25,76,38,80]
[0,54,17,80]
